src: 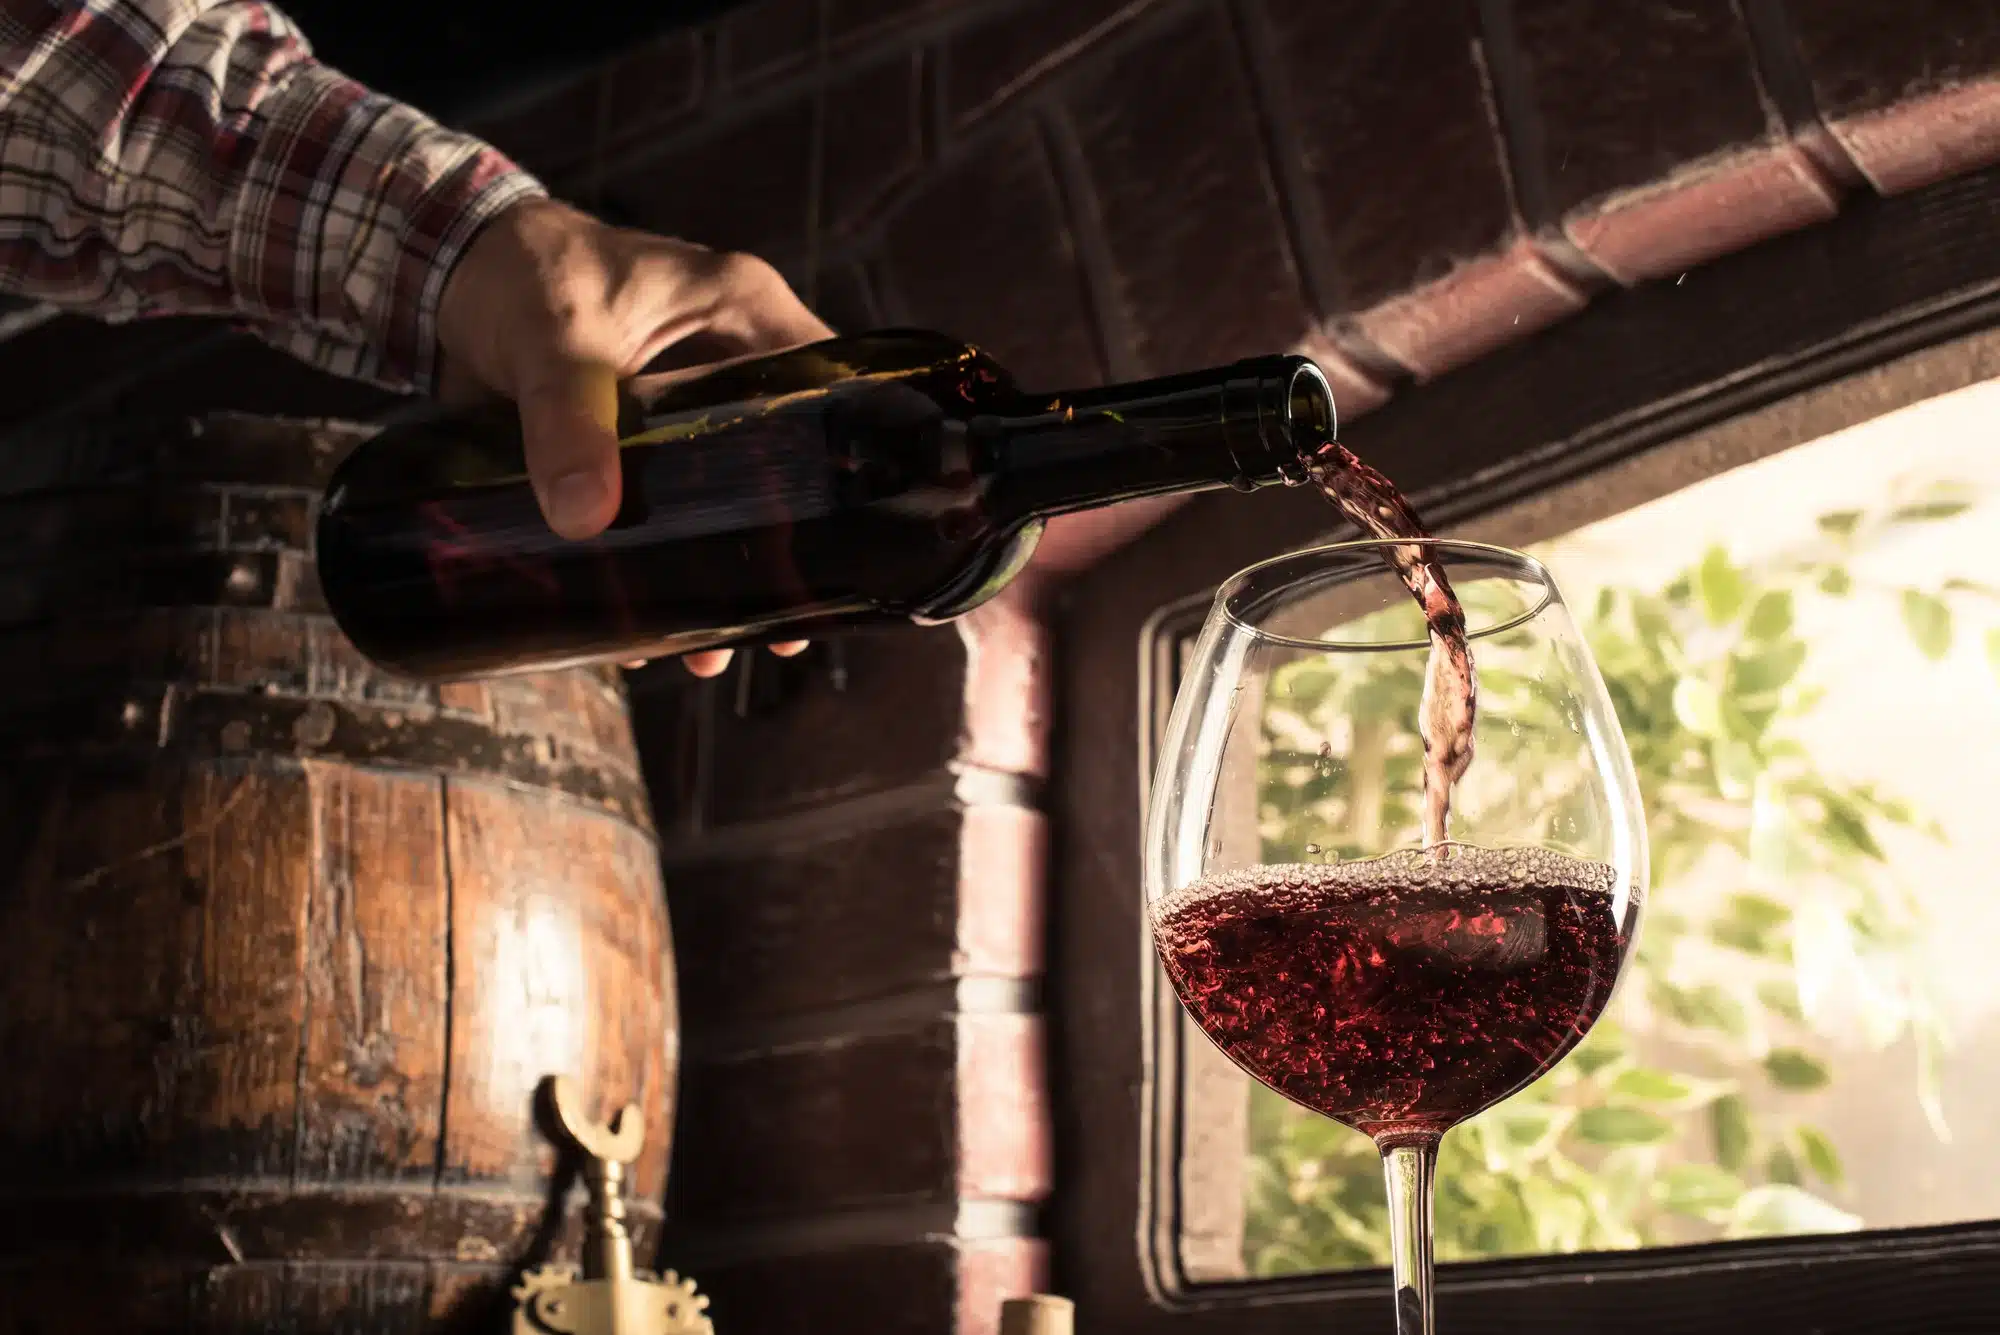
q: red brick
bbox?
[955,803,1047,979]
[1823,81,2000,194]
[717,0,818,86]
[1514,0,1770,210]
[823,53,926,238]
[958,1015,1051,1201]
[1503,0,1839,281]
[1350,236,1585,381]
[673,1018,1052,1224]
[696,1239,1047,1335]
[1564,145,1838,284]
[1786,0,2000,191]
[1253,0,1515,312]
[697,628,970,824]
[880,124,1103,390]
[1061,7,1310,375]
[957,590,1050,781]
[1291,333,1395,421]
[664,801,1045,1027]
[1031,496,1194,580]
[641,594,1048,827]
[957,1240,1050,1335]
[941,0,1145,132]
[674,1025,956,1222]
[604,101,815,260]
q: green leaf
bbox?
[1757,979,1805,1023]
[1727,1185,1861,1238]
[1817,511,1862,539]
[1766,1144,1802,1186]
[1795,1124,1845,1188]
[1890,500,1973,523]
[1607,1068,1693,1104]
[1744,590,1795,640]
[1711,1094,1753,1173]
[1711,918,1773,955]
[1751,780,1813,879]
[1568,1028,1627,1077]
[1654,981,1749,1038]
[1764,1048,1832,1091]
[1575,1106,1675,1147]
[1731,641,1807,698]
[1672,676,1724,737]
[1818,566,1852,596]
[1630,596,1677,655]
[1656,1163,1746,1217]
[1728,892,1790,932]
[1697,546,1748,625]
[1711,892,1790,957]
[1711,739,1760,799]
[1901,589,1953,660]
[1818,791,1885,862]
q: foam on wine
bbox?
[1152,846,1631,1145]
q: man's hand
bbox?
[435,198,832,677]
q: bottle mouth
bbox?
[1286,360,1338,447]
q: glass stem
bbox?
[1380,1138,1439,1335]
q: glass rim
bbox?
[1216,538,1557,653]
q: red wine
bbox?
[315,331,1337,681]
[1152,847,1631,1144]
[1308,443,1475,847]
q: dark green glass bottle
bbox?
[314,329,1338,682]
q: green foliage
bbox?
[1240,480,1978,1273]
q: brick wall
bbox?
[448,3,2000,1334]
[623,591,1052,1335]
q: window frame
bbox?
[1045,162,2000,1334]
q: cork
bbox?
[999,1295,1074,1335]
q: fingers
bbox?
[682,650,734,678]
[696,252,836,356]
[666,641,808,678]
[515,360,624,540]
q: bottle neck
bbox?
[987,355,1338,520]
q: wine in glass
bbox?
[1146,540,1647,1334]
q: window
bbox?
[1162,375,2000,1283]
[1048,171,2000,1333]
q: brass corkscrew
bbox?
[510,1077,713,1335]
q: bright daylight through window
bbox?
[1169,374,2000,1281]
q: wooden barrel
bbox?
[0,416,675,1332]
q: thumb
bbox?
[516,360,624,540]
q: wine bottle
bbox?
[315,329,1339,682]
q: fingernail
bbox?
[544,467,608,536]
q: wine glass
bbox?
[1146,539,1646,1334]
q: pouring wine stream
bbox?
[1307,441,1478,851]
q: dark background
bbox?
[277,0,748,121]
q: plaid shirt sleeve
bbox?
[0,0,548,392]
